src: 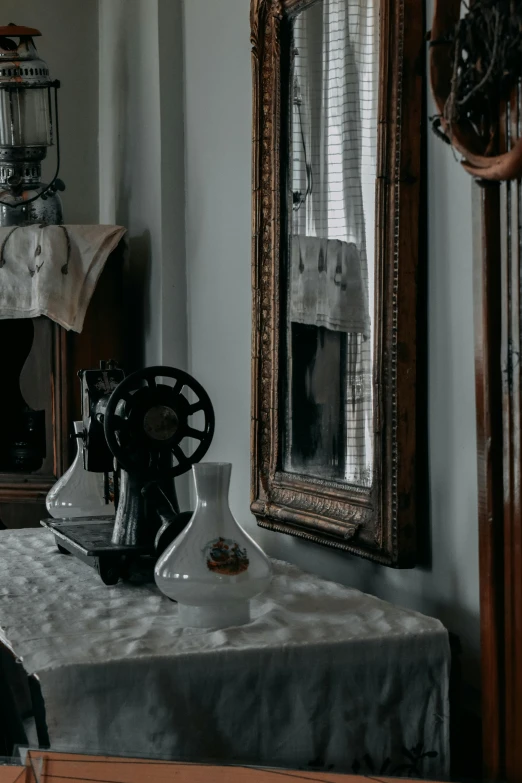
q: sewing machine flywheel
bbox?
[104,365,215,479]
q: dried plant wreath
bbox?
[429,0,522,180]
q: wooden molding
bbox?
[475,88,522,781]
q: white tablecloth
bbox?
[0,529,450,778]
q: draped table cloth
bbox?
[0,529,450,778]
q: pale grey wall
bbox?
[99,0,161,367]
[183,0,480,689]
[98,0,189,506]
[1,0,99,224]
[98,0,187,370]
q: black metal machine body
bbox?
[42,363,215,585]
[80,361,125,473]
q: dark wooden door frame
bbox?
[474,181,505,781]
[474,95,522,781]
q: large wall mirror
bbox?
[251,0,423,566]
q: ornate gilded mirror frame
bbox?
[251,0,424,566]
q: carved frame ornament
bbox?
[250,0,424,565]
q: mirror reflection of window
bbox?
[284,0,379,489]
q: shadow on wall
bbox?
[124,232,151,373]
[104,16,148,371]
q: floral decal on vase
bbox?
[204,537,249,575]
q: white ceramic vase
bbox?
[155,462,272,629]
[46,422,115,518]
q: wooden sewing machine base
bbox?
[40,517,157,585]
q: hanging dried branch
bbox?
[447,1,522,132]
[429,0,522,181]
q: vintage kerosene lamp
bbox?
[0,23,65,227]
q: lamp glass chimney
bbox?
[0,87,51,146]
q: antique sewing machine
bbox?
[42,362,215,584]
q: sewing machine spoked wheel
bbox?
[104,366,215,478]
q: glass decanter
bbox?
[46,421,114,518]
[155,462,273,629]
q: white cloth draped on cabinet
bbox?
[0,224,126,332]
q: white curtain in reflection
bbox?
[291,0,378,486]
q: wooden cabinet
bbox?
[0,244,127,529]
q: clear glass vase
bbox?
[155,462,273,629]
[46,422,114,519]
